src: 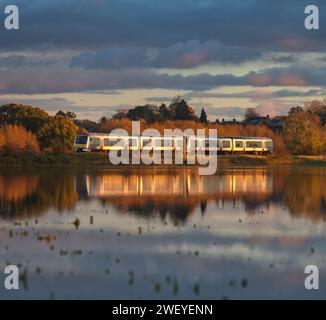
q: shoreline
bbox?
[1,152,326,168]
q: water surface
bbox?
[0,166,325,299]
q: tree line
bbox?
[0,98,325,155]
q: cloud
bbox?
[255,100,290,117]
[0,96,74,109]
[70,47,149,69]
[205,106,246,120]
[0,68,244,94]
[70,40,262,70]
[268,55,296,64]
[0,0,325,53]
[151,40,262,68]
[1,63,326,94]
[0,55,55,69]
[271,89,325,97]
[144,96,171,103]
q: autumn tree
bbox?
[56,110,77,119]
[0,124,39,153]
[0,104,49,133]
[283,108,324,155]
[304,100,326,114]
[38,115,78,152]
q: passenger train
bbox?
[74,133,273,154]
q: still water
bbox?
[0,166,326,299]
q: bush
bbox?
[283,110,325,155]
[0,124,40,154]
[38,115,79,152]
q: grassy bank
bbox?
[1,152,326,167]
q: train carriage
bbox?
[74,133,273,155]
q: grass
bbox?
[0,152,326,167]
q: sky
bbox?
[0,0,325,120]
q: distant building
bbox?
[244,115,286,132]
[217,118,241,125]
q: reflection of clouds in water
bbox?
[1,167,326,298]
[1,213,325,299]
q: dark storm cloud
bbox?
[269,55,297,64]
[70,47,149,70]
[0,68,243,94]
[151,40,262,68]
[1,64,326,94]
[0,0,325,52]
[0,55,55,69]
[70,40,262,70]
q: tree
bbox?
[304,100,326,114]
[158,103,170,121]
[126,105,158,123]
[283,109,324,155]
[199,108,208,124]
[245,108,260,121]
[0,124,39,153]
[112,111,128,119]
[169,97,196,120]
[0,104,49,133]
[289,106,304,115]
[38,115,78,152]
[74,119,98,132]
[56,110,77,119]
[100,116,107,124]
[0,104,79,152]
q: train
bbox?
[74,133,273,154]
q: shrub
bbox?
[0,124,40,154]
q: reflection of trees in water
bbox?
[275,167,326,221]
[95,168,326,224]
[0,170,78,220]
[0,175,39,202]
[99,193,273,225]
[1,167,326,223]
[99,196,195,225]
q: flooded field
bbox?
[0,166,326,299]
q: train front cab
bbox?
[74,134,90,152]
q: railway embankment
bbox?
[1,152,326,167]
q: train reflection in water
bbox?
[75,170,274,223]
[82,170,272,198]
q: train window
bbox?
[265,141,273,148]
[246,141,262,148]
[89,137,101,147]
[235,141,244,148]
[222,140,231,148]
[75,135,88,144]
